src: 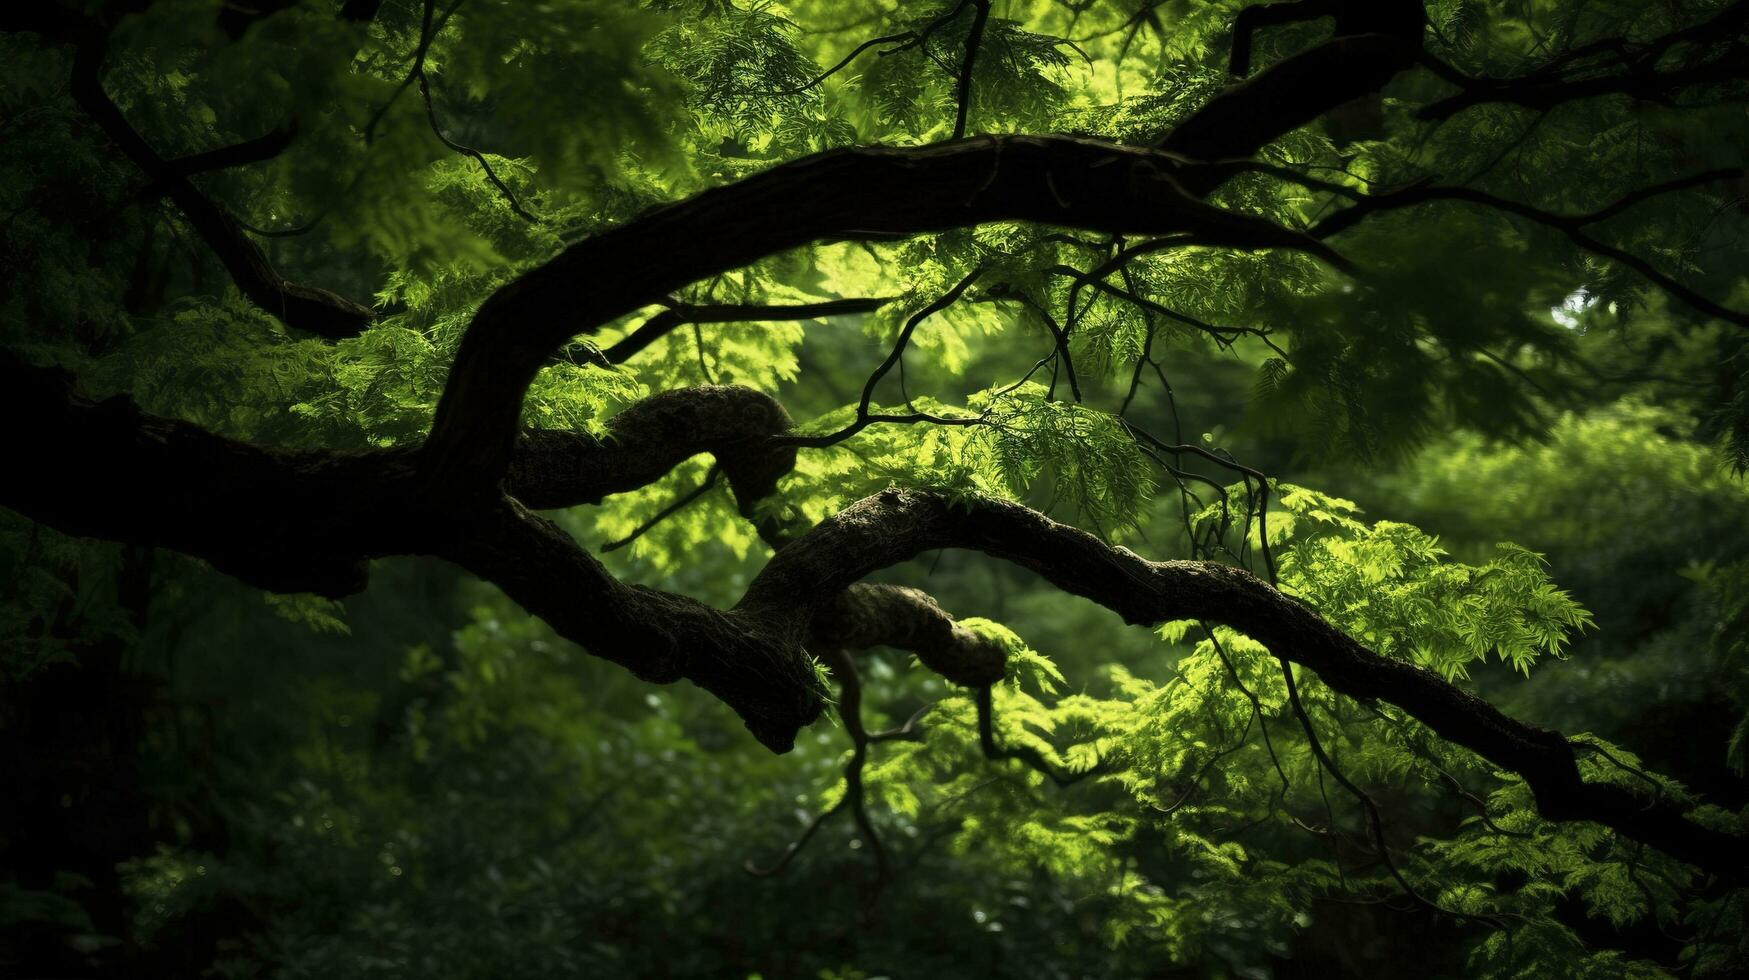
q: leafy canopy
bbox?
[3,0,1749,977]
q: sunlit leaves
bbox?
[589,456,762,575]
[438,0,678,189]
[970,382,1158,533]
[5,0,1745,974]
[1242,481,1598,679]
[769,382,1153,534]
[649,3,821,149]
[847,482,1609,974]
[524,359,645,438]
[959,616,1065,695]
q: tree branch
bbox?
[737,487,1749,877]
[0,355,792,592]
[421,2,1439,497]
[1162,28,1423,170]
[1227,0,1336,77]
[162,121,298,178]
[1309,171,1749,327]
[420,135,1346,499]
[953,0,992,139]
[811,584,1006,688]
[410,0,539,223]
[1419,1,1749,119]
[506,384,796,517]
[1421,44,1748,118]
[600,468,722,554]
[566,296,896,367]
[67,32,375,339]
[5,354,1745,876]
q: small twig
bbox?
[1309,171,1749,328]
[974,686,1103,787]
[1278,658,1507,928]
[868,702,933,742]
[412,0,540,222]
[601,468,722,553]
[785,270,986,449]
[743,31,916,98]
[745,650,888,904]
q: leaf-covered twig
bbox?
[410,0,540,222]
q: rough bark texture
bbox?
[811,584,1008,688]
[6,0,1749,882]
[7,352,1745,876]
[420,134,1346,496]
[507,385,795,514]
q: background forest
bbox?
[3,0,1749,977]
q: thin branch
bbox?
[744,31,916,98]
[567,296,895,366]
[974,686,1103,787]
[1310,171,1749,327]
[1201,624,1291,797]
[868,702,933,743]
[858,269,982,421]
[423,135,1345,496]
[1276,658,1508,926]
[363,0,467,145]
[411,0,539,222]
[782,409,990,451]
[67,32,374,338]
[747,648,888,897]
[161,121,298,178]
[600,468,723,553]
[981,284,1082,401]
[1418,2,1749,119]
[777,271,989,450]
[953,0,992,139]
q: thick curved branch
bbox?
[422,3,1436,496]
[0,355,791,591]
[734,488,1749,877]
[421,136,1345,497]
[20,0,1737,878]
[506,384,796,516]
[1227,0,1336,77]
[162,122,298,178]
[1,353,405,598]
[439,499,827,751]
[810,584,1006,688]
[1154,0,1427,168]
[6,354,1745,876]
[0,351,822,743]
